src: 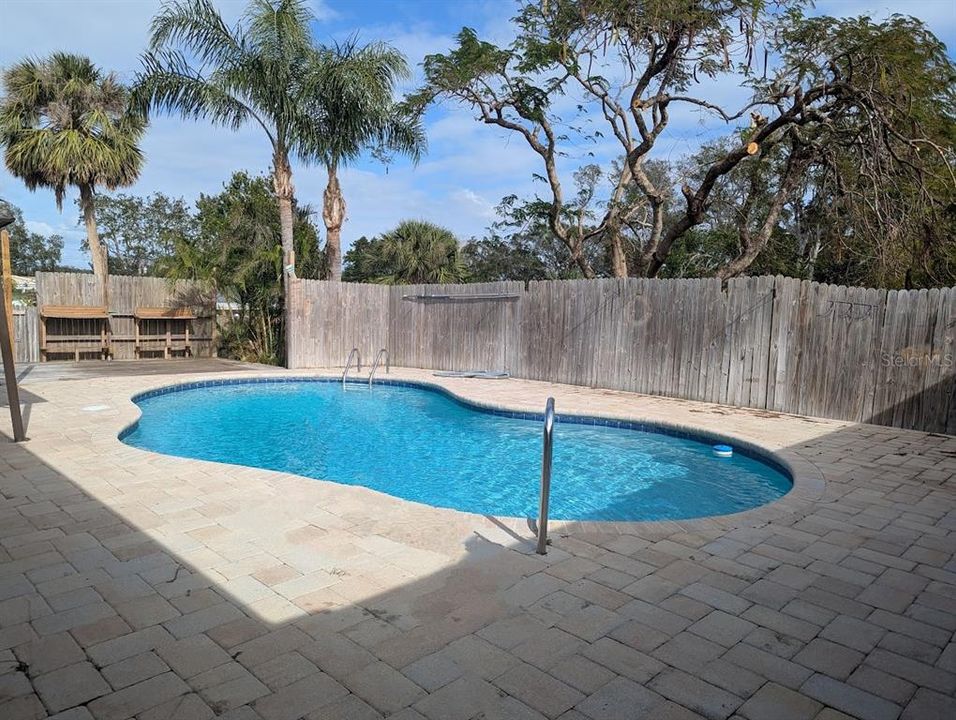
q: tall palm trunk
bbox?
[272,150,296,367]
[322,162,345,282]
[272,152,296,278]
[78,182,109,305]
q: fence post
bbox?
[1,229,13,347]
[0,286,25,442]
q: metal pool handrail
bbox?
[536,397,555,555]
[342,348,361,386]
[369,348,390,387]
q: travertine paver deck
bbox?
[1,363,954,720]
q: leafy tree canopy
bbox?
[77,192,198,276]
[166,171,322,364]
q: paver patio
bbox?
[1,361,954,720]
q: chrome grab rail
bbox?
[536,397,555,555]
[369,348,390,387]
[342,347,361,386]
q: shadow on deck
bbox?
[0,373,954,719]
[5,358,275,384]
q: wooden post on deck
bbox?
[0,235,25,442]
[1,229,13,344]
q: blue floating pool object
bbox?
[713,444,734,458]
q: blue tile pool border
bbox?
[121,375,794,483]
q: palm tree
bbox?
[309,41,425,280]
[0,53,145,286]
[371,219,467,284]
[135,0,325,331]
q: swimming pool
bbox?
[121,379,792,522]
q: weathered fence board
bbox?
[288,275,956,433]
[289,279,388,368]
[13,307,39,363]
[388,282,523,373]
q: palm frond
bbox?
[298,38,424,168]
[245,0,314,67]
[136,49,256,133]
[149,0,246,66]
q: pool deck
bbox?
[0,360,954,720]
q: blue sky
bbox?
[1,0,954,268]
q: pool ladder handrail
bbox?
[536,397,555,555]
[368,348,389,387]
[342,348,361,386]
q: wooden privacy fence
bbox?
[18,272,217,361]
[13,307,39,363]
[289,276,956,433]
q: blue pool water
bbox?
[121,380,791,522]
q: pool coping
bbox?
[116,373,826,538]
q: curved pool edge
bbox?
[115,373,825,535]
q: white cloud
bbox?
[417,134,540,180]
[449,189,496,222]
[317,22,457,92]
[24,220,56,236]
[23,216,88,267]
[309,0,339,22]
